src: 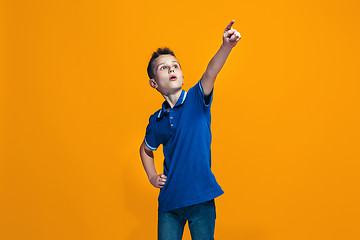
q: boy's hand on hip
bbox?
[223,20,241,49]
[150,174,167,189]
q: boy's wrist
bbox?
[221,43,233,52]
[148,173,157,181]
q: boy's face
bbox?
[150,54,184,95]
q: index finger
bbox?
[225,20,235,30]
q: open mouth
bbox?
[170,76,177,81]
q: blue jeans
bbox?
[158,199,216,240]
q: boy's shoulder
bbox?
[147,107,164,123]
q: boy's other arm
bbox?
[200,20,241,96]
[139,140,167,188]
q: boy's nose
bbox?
[169,68,175,73]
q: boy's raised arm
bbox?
[200,20,241,96]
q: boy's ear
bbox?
[149,79,158,89]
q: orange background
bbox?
[1,0,360,239]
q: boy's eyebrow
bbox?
[155,61,179,70]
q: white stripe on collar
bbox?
[157,91,187,119]
[181,91,187,104]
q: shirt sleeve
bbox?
[197,80,214,108]
[144,115,160,151]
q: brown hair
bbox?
[147,47,176,79]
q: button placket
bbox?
[169,110,174,128]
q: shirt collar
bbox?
[157,90,187,119]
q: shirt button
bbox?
[171,124,174,127]
[170,116,173,119]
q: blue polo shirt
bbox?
[144,80,224,212]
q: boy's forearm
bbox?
[205,44,232,80]
[139,141,157,180]
[201,20,241,95]
[140,141,167,189]
[200,44,232,95]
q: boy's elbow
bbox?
[204,68,217,81]
[201,73,216,96]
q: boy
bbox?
[139,20,241,240]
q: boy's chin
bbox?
[158,87,183,95]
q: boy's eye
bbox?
[160,66,166,70]
[173,65,178,68]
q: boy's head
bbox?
[147,47,184,95]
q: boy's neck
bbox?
[162,89,183,110]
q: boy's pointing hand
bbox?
[223,20,241,49]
